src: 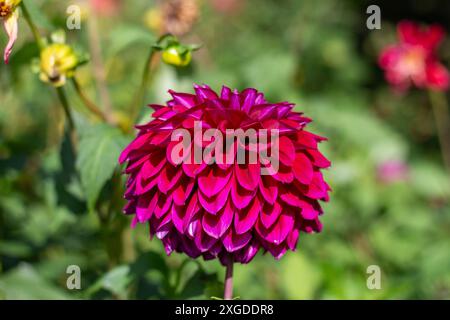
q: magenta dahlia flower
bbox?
[379,20,449,91]
[119,84,331,266]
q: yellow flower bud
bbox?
[161,45,192,67]
[39,43,78,87]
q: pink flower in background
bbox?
[211,0,244,15]
[1,0,21,64]
[119,84,331,265]
[377,159,409,184]
[379,21,449,91]
[90,0,120,16]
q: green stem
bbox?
[224,260,233,300]
[128,47,156,128]
[56,87,75,130]
[20,1,44,50]
[72,78,107,122]
[428,90,450,174]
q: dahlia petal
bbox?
[235,163,260,191]
[194,84,219,102]
[272,164,294,184]
[172,177,195,205]
[259,175,278,205]
[307,149,331,168]
[265,243,288,260]
[304,172,330,200]
[136,192,157,223]
[153,211,172,237]
[220,86,232,100]
[198,166,232,197]
[171,204,186,234]
[158,164,183,193]
[136,171,158,195]
[231,175,256,209]
[230,91,241,110]
[186,216,200,239]
[119,132,153,164]
[260,201,282,229]
[241,88,257,113]
[296,131,318,149]
[292,153,314,184]
[141,153,166,179]
[256,210,294,245]
[154,194,173,218]
[277,136,296,165]
[287,228,300,251]
[169,90,198,108]
[234,196,261,234]
[180,236,202,258]
[222,228,252,252]
[186,192,201,221]
[301,217,323,233]
[198,178,232,214]
[202,198,234,239]
[194,229,218,253]
[235,239,260,264]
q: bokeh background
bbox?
[1,0,450,299]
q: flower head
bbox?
[39,43,78,87]
[119,85,331,265]
[379,21,449,91]
[1,0,21,64]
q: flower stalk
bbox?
[128,47,156,127]
[19,1,43,49]
[428,90,450,174]
[72,78,108,122]
[224,260,234,300]
[56,86,75,130]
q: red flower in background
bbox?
[119,85,331,266]
[90,0,120,16]
[379,21,449,91]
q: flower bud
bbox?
[39,43,78,87]
[161,44,192,67]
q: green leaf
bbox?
[76,124,129,211]
[86,265,132,299]
[0,264,71,300]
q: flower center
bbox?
[0,2,12,18]
[398,46,426,78]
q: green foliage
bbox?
[76,124,129,211]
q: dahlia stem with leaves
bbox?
[428,90,450,174]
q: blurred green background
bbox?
[1,0,450,299]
